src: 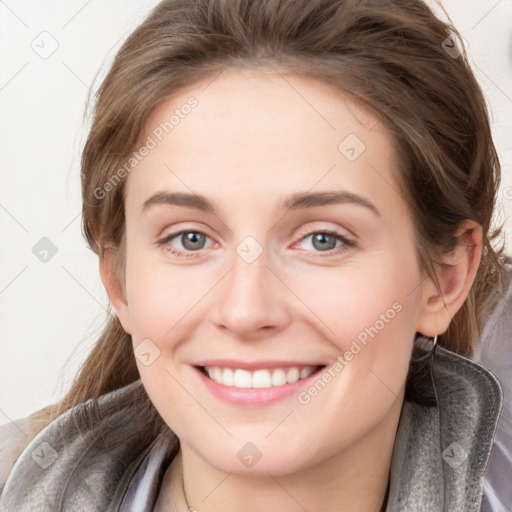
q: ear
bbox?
[416,219,483,337]
[99,247,132,335]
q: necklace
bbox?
[176,452,391,512]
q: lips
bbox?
[193,361,327,405]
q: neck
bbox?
[175,400,401,512]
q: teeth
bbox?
[300,367,312,379]
[223,368,234,387]
[253,369,272,388]
[204,366,317,388]
[286,367,300,383]
[234,369,252,388]
[271,369,287,386]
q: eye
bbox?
[158,227,356,259]
[292,229,356,257]
[158,230,215,258]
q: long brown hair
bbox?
[26,0,510,444]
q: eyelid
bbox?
[157,221,213,239]
[158,223,357,258]
[290,226,356,257]
[158,228,216,255]
[292,223,354,243]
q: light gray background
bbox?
[1,0,511,423]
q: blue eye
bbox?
[301,231,341,251]
[293,229,356,257]
[158,228,356,258]
[159,230,213,258]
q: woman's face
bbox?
[116,66,430,475]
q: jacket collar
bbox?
[386,338,502,511]
[0,340,502,512]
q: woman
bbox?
[1,0,511,510]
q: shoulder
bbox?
[0,417,31,495]
[476,259,512,387]
[476,260,512,512]
[0,380,168,511]
[0,401,60,497]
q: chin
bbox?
[189,437,316,477]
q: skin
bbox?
[100,66,482,512]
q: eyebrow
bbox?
[141,190,381,216]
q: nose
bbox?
[211,247,292,340]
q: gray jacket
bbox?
[0,334,505,512]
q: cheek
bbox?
[290,272,418,453]
[285,250,421,350]
[124,243,213,343]
[286,250,420,412]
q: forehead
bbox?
[143,66,383,143]
[125,66,402,219]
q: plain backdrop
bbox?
[1,0,511,424]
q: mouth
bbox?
[195,364,326,389]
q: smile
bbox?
[202,365,320,388]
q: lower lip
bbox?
[193,366,323,405]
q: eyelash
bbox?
[158,227,356,259]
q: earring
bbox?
[410,334,438,364]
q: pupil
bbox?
[313,233,335,251]
[183,232,204,250]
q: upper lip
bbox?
[194,359,326,370]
